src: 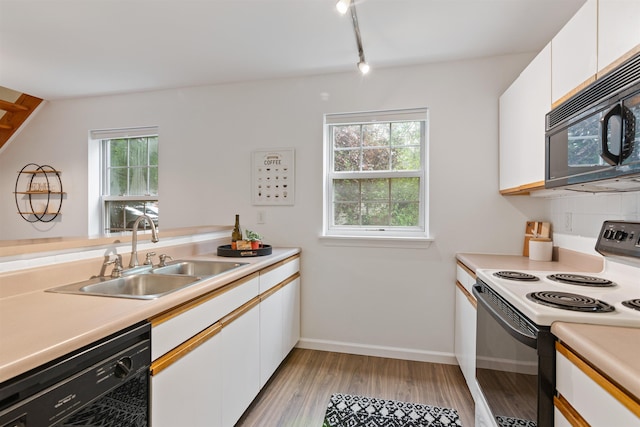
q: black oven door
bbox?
[473,281,554,427]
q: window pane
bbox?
[129,138,149,167]
[391,202,419,226]
[392,147,421,170]
[363,123,390,147]
[362,178,389,200]
[149,138,159,165]
[334,149,360,171]
[109,139,128,167]
[334,202,360,225]
[129,167,148,195]
[390,177,420,201]
[362,148,390,171]
[109,168,128,196]
[391,122,420,146]
[105,200,158,233]
[334,125,361,148]
[362,202,389,225]
[333,179,360,201]
[149,166,159,196]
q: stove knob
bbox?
[114,357,133,379]
[603,229,614,239]
[614,230,627,241]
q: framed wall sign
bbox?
[252,148,295,205]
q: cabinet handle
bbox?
[151,322,223,376]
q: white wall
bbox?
[0,54,545,361]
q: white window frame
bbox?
[322,108,431,246]
[90,126,159,234]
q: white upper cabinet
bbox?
[551,0,598,104]
[598,0,640,74]
[499,43,551,193]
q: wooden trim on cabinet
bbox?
[260,282,284,301]
[219,296,261,328]
[551,75,597,110]
[150,322,223,376]
[499,181,546,196]
[554,394,590,427]
[259,272,300,302]
[556,341,640,418]
[456,261,476,280]
[597,43,640,79]
[456,281,477,309]
[259,254,300,275]
[149,272,259,327]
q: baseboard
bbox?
[296,338,457,365]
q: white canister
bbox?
[529,238,553,262]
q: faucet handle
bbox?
[158,254,173,267]
[104,255,124,278]
[144,252,156,266]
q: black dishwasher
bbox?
[0,321,150,427]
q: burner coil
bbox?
[527,291,615,313]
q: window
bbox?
[323,109,428,240]
[92,127,159,233]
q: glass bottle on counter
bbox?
[231,214,242,250]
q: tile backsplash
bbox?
[548,191,640,238]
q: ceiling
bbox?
[0,0,586,100]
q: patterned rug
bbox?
[322,393,463,427]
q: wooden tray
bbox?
[217,244,272,257]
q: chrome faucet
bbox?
[129,214,159,268]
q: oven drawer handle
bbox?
[473,284,538,349]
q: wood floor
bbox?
[236,348,475,426]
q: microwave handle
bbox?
[600,103,621,166]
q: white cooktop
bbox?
[476,261,640,328]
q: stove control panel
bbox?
[596,221,640,259]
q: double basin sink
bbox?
[47,260,247,300]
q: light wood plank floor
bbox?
[236,348,475,426]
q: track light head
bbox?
[336,0,351,15]
[357,60,370,75]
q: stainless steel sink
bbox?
[151,260,247,277]
[47,273,202,300]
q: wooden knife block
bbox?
[523,221,551,256]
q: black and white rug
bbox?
[322,393,463,427]
[496,415,537,427]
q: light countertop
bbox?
[456,249,603,274]
[0,247,300,383]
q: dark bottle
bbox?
[231,214,242,250]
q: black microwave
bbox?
[545,53,640,192]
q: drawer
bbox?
[456,261,476,295]
[151,273,259,360]
[259,256,300,293]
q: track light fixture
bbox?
[336,0,351,15]
[337,0,370,75]
[358,59,370,74]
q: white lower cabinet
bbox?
[150,255,301,426]
[555,342,640,426]
[454,262,477,399]
[259,285,284,387]
[259,275,301,387]
[220,303,261,426]
[282,277,301,355]
[151,325,223,427]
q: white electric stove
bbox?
[473,220,640,427]
[477,220,640,328]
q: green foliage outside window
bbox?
[331,121,422,228]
